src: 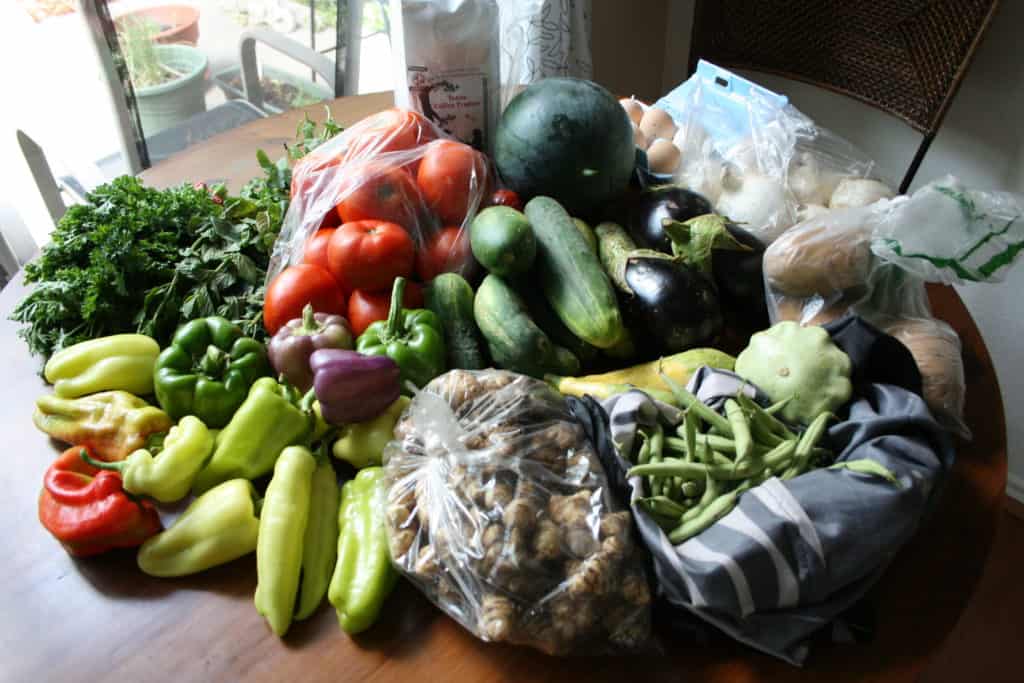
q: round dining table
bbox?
[0,92,1008,682]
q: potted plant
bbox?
[118,18,208,136]
[115,4,201,45]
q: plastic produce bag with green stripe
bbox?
[763,175,1024,438]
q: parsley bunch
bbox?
[12,113,341,360]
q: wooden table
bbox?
[0,94,1007,682]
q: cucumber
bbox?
[573,218,598,253]
[522,286,599,365]
[525,197,626,349]
[425,273,488,370]
[594,221,636,292]
[469,206,536,277]
[473,274,579,377]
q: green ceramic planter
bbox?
[135,44,208,136]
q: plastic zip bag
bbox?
[654,61,892,242]
[384,369,653,655]
[267,108,491,286]
[764,175,1024,437]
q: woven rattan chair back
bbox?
[688,0,999,192]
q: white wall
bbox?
[662,1,1024,500]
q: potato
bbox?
[764,219,873,297]
[881,317,965,429]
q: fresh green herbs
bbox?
[12,112,343,360]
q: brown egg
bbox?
[646,138,681,174]
[639,107,677,143]
[632,124,650,150]
[620,98,644,126]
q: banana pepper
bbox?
[44,334,160,398]
[34,391,173,462]
[255,446,316,636]
[154,316,271,428]
[328,466,397,634]
[332,396,409,469]
[81,416,214,503]
[356,277,445,389]
[295,452,341,621]
[38,446,162,557]
[190,377,312,494]
[137,479,260,577]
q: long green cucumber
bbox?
[425,273,488,370]
[473,274,579,377]
[525,197,626,349]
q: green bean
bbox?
[649,423,666,497]
[659,372,733,435]
[737,392,797,440]
[629,458,757,482]
[636,431,651,465]
[725,399,753,464]
[763,439,798,470]
[684,408,701,464]
[638,495,689,519]
[764,396,793,416]
[793,412,833,470]
[830,459,900,486]
[680,480,701,498]
[669,481,753,544]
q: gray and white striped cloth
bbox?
[602,367,954,665]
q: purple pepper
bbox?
[268,304,354,393]
[310,349,401,425]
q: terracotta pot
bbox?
[116,4,200,45]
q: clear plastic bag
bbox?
[764,176,1024,437]
[266,108,491,285]
[654,61,892,242]
[383,369,653,655]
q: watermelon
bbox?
[494,78,635,218]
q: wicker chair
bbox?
[688,0,1000,192]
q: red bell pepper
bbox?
[38,446,162,557]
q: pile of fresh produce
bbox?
[15,70,1001,663]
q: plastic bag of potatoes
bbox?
[383,369,653,655]
[765,175,1024,438]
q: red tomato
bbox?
[490,189,523,212]
[264,264,347,335]
[417,226,472,281]
[290,149,343,199]
[416,140,489,226]
[347,281,424,336]
[318,209,341,229]
[335,164,424,229]
[302,228,336,273]
[327,220,415,292]
[343,108,438,162]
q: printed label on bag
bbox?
[407,68,488,150]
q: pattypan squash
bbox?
[735,321,852,425]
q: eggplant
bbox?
[309,349,401,425]
[623,255,722,354]
[709,219,769,327]
[627,186,713,252]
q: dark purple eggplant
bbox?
[708,218,769,327]
[626,186,713,252]
[310,349,400,425]
[623,255,722,353]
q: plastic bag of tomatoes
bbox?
[264,108,510,336]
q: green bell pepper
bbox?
[332,396,409,469]
[82,415,214,503]
[328,466,397,634]
[190,377,313,494]
[356,277,445,389]
[154,316,271,428]
[295,451,341,621]
[137,479,260,577]
[255,445,316,637]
